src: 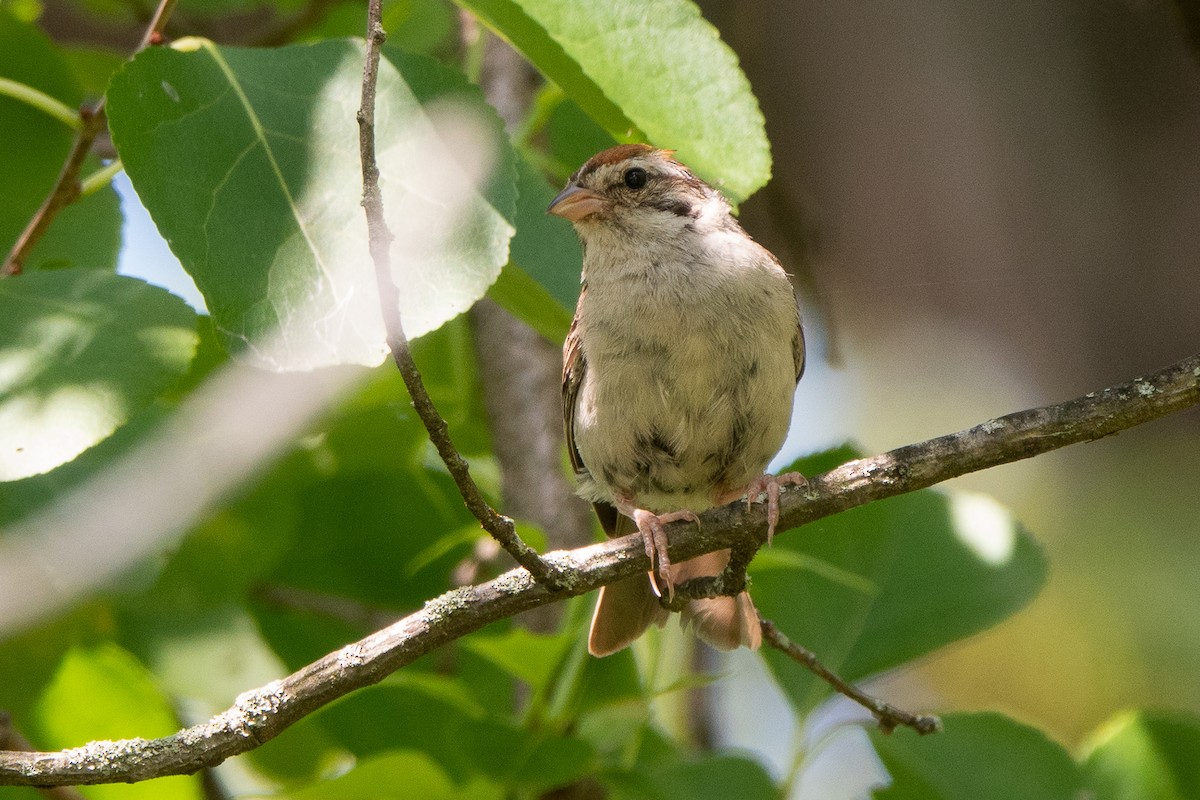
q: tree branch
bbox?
[759,619,941,735]
[0,352,1196,787]
[0,715,87,800]
[355,3,565,591]
[0,0,178,277]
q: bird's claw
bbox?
[632,508,700,601]
[744,472,808,544]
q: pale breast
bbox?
[572,256,798,514]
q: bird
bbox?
[548,143,806,656]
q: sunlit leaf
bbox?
[460,627,573,691]
[32,642,204,800]
[1083,710,1200,800]
[0,270,198,480]
[462,0,770,202]
[267,750,499,800]
[108,39,516,370]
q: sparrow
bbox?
[549,143,806,657]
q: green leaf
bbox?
[457,717,595,791]
[125,474,300,612]
[0,316,221,525]
[107,39,516,371]
[0,270,198,480]
[575,644,647,710]
[486,263,573,344]
[116,597,353,788]
[384,0,457,55]
[460,627,574,692]
[61,45,126,98]
[312,681,591,792]
[268,750,500,800]
[508,154,581,307]
[408,314,494,459]
[754,446,1046,713]
[872,712,1081,800]
[509,731,595,791]
[383,671,491,719]
[462,0,771,202]
[457,0,631,134]
[0,610,93,724]
[546,96,619,179]
[1083,710,1200,800]
[265,470,475,608]
[24,156,123,271]
[656,755,776,800]
[32,642,204,800]
[0,404,164,527]
[486,154,588,343]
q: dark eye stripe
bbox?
[645,197,694,217]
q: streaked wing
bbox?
[561,289,588,479]
[793,298,806,384]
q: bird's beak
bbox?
[547,184,608,222]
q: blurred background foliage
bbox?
[1,0,1199,798]
[696,0,1200,744]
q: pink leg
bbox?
[615,497,700,601]
[741,472,808,544]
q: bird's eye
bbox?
[623,167,648,190]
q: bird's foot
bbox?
[629,508,701,602]
[742,472,808,544]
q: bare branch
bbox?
[0,353,1195,786]
[0,0,179,277]
[759,619,941,735]
[355,4,565,591]
[0,715,87,800]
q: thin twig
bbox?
[1,353,1196,787]
[0,0,179,276]
[759,618,941,735]
[355,0,564,591]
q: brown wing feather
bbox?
[561,289,588,479]
[761,248,806,386]
[793,300,806,384]
[562,285,622,537]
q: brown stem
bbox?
[0,0,179,277]
[759,618,940,735]
[0,353,1197,786]
[354,1,564,591]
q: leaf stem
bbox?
[80,160,124,197]
[357,0,565,591]
[0,78,81,130]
